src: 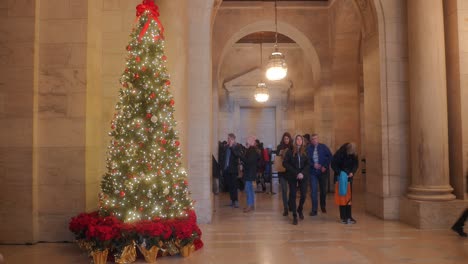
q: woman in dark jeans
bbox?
[283,135,309,225]
[240,136,260,213]
[276,132,293,216]
[331,142,358,224]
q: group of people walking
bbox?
[220,132,359,225]
[277,133,358,225]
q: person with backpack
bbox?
[331,142,358,224]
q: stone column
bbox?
[406,0,454,202]
[401,0,467,229]
[187,0,215,223]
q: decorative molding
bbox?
[352,0,377,39]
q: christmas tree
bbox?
[99,0,193,223]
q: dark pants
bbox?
[279,173,289,210]
[225,171,239,202]
[288,176,307,217]
[453,208,468,228]
[310,170,328,213]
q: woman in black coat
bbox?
[283,135,309,225]
[276,132,293,216]
[331,142,358,224]
[240,136,260,213]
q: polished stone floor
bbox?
[1,182,467,264]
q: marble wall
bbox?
[445,0,468,200]
[36,0,89,242]
[0,0,37,243]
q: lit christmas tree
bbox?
[99,0,193,223]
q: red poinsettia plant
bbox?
[135,220,172,250]
[169,211,203,247]
[69,210,204,255]
[69,211,100,240]
[85,215,123,251]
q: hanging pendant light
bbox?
[254,32,270,103]
[254,82,269,103]
[266,0,287,81]
[255,36,270,103]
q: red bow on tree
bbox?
[136,0,160,17]
[136,0,164,42]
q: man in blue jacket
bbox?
[306,133,332,216]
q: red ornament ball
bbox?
[111,124,115,130]
[162,55,167,61]
[126,45,132,51]
[150,92,156,99]
[136,56,141,62]
[120,191,125,197]
[134,73,140,79]
[139,207,144,212]
[170,99,175,106]
[142,66,147,72]
[165,80,171,86]
[161,139,167,145]
[175,141,180,147]
[146,113,152,119]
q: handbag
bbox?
[338,171,348,196]
[273,154,286,173]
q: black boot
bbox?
[298,211,304,220]
[339,206,346,223]
[283,207,288,216]
[292,216,298,225]
[451,224,467,237]
[346,205,356,224]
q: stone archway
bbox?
[216,20,322,88]
[209,0,407,221]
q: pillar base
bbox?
[407,185,455,201]
[400,197,468,229]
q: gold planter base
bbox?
[180,244,195,257]
[92,249,109,264]
[137,245,159,263]
[115,243,136,263]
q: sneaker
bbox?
[309,211,317,216]
[292,218,298,225]
[234,201,239,208]
[347,218,356,224]
[321,208,327,213]
[298,212,304,220]
[451,225,467,237]
[243,206,253,213]
[340,219,347,224]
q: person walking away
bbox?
[240,136,260,212]
[452,208,468,237]
[223,133,242,208]
[331,142,358,224]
